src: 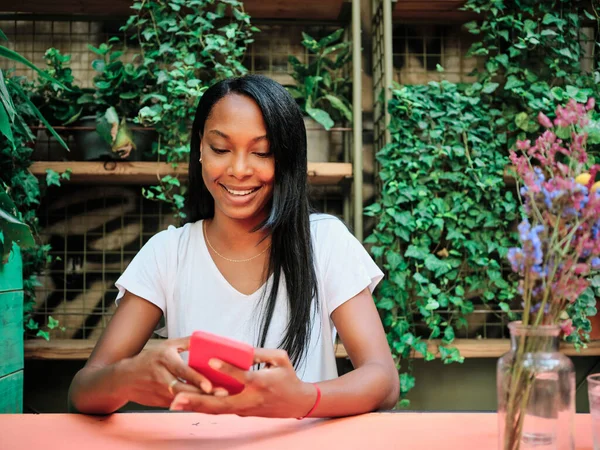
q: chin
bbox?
[217,203,270,222]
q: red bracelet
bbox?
[297,383,321,420]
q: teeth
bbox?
[224,186,257,196]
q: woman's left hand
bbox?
[169,348,317,418]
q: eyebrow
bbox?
[207,129,267,143]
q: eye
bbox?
[254,152,272,158]
[209,145,229,154]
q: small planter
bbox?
[72,116,157,162]
[304,116,332,162]
[0,245,24,414]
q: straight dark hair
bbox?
[186,74,318,368]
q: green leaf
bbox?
[399,372,415,394]
[482,82,499,94]
[386,250,402,270]
[405,245,428,260]
[515,112,530,131]
[305,105,334,130]
[47,316,60,330]
[505,76,524,90]
[317,28,344,48]
[425,254,451,277]
[36,330,50,341]
[0,97,14,148]
[557,47,574,60]
[324,95,352,122]
[45,169,61,187]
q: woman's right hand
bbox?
[119,336,217,408]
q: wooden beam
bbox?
[24,338,600,361]
[2,0,346,20]
[29,161,352,186]
[392,0,477,22]
[24,339,349,360]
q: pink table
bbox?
[0,412,594,449]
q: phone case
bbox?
[188,331,255,395]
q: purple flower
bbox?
[592,258,600,270]
[508,248,524,272]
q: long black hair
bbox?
[186,75,318,369]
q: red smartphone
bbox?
[188,331,255,395]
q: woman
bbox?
[68,75,399,417]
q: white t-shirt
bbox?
[115,213,383,383]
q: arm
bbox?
[68,292,210,414]
[309,286,400,415]
[169,287,399,417]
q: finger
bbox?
[171,380,205,397]
[168,336,192,353]
[252,348,292,368]
[164,351,214,393]
[208,359,249,385]
[170,392,233,413]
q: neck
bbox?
[207,210,271,252]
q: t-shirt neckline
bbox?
[198,220,273,299]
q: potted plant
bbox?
[79,40,156,161]
[287,28,353,162]
[30,48,95,160]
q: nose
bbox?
[227,153,253,179]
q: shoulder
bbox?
[310,213,353,240]
[309,213,356,253]
[146,222,197,252]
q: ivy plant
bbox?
[463,0,599,149]
[117,0,258,217]
[463,0,600,345]
[368,0,600,404]
[365,81,519,403]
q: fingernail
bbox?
[214,389,229,397]
[201,381,212,393]
[170,398,190,411]
[208,359,222,370]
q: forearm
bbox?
[308,362,399,418]
[68,359,132,415]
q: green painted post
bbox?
[0,244,24,413]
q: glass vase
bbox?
[497,321,575,450]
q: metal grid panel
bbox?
[0,19,122,87]
[371,0,388,160]
[392,24,479,85]
[34,185,177,339]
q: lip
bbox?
[221,185,261,190]
[219,184,262,204]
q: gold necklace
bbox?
[203,220,270,263]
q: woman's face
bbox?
[200,93,275,223]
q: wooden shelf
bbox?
[23,338,600,361]
[29,161,352,186]
[23,339,349,360]
[393,0,476,22]
[2,0,347,21]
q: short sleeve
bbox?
[314,217,384,315]
[115,227,176,324]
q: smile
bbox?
[220,185,261,196]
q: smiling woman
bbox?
[68,75,399,419]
